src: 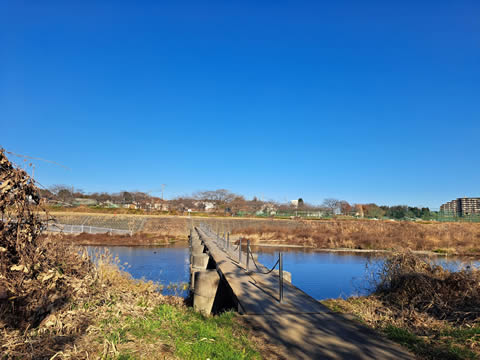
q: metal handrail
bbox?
[199,222,285,303]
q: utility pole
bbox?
[161,184,166,201]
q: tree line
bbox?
[40,185,432,219]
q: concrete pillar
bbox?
[193,270,220,315]
[192,254,209,269]
[191,239,202,247]
[273,270,292,283]
[190,268,204,290]
[192,244,205,254]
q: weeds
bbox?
[323,252,480,359]
[231,220,480,255]
[0,149,260,359]
[375,251,480,324]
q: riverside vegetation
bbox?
[3,147,479,359]
[49,211,480,255]
[323,252,480,360]
[0,149,260,360]
[232,220,480,255]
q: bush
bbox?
[374,252,480,324]
[0,148,93,330]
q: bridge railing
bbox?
[47,223,133,235]
[198,223,285,303]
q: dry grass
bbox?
[323,252,480,359]
[232,220,480,255]
[375,252,480,324]
[1,248,184,359]
[44,212,480,253]
[0,150,263,359]
[54,232,182,246]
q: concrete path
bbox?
[196,226,413,359]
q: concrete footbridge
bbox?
[189,223,413,359]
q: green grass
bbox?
[383,325,478,360]
[99,304,261,360]
[433,248,450,254]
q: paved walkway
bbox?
[196,226,413,359]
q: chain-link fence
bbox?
[47,223,133,235]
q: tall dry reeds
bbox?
[231,220,480,254]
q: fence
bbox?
[197,223,286,303]
[435,213,480,223]
[47,223,133,235]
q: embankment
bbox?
[231,219,480,255]
[323,252,480,360]
[49,212,480,254]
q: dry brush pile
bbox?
[323,252,480,358]
[0,148,94,330]
[0,149,179,359]
[375,252,480,325]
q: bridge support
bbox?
[193,270,220,315]
[192,244,205,254]
[273,270,292,283]
[190,254,210,289]
[192,254,209,268]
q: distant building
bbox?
[194,201,216,212]
[290,200,299,208]
[73,198,98,206]
[440,197,480,216]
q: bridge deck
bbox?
[196,226,413,359]
[197,227,323,315]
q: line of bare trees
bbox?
[39,185,432,219]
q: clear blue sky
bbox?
[1,1,479,208]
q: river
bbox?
[86,244,479,299]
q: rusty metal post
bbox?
[239,238,242,264]
[279,252,284,303]
[246,240,250,271]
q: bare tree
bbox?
[49,185,74,203]
[193,189,236,203]
[339,200,352,215]
[322,198,341,215]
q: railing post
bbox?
[246,240,250,271]
[227,232,230,250]
[279,252,284,303]
[239,238,242,264]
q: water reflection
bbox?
[255,249,382,300]
[85,244,479,300]
[86,243,190,297]
[254,247,480,300]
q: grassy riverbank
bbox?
[48,211,480,255]
[1,249,261,359]
[70,260,261,359]
[56,232,186,246]
[323,297,480,360]
[322,252,480,360]
[0,151,260,359]
[232,220,480,256]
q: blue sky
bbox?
[1,1,479,208]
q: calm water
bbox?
[87,245,479,300]
[86,244,190,296]
[256,249,381,299]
